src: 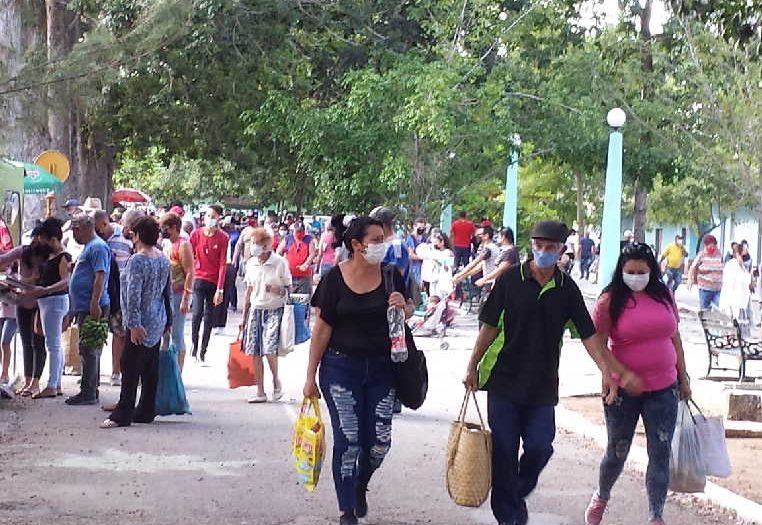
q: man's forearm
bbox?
[91,273,105,311]
[582,335,623,376]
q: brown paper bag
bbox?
[63,325,81,376]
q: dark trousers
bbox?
[580,257,593,280]
[453,246,471,270]
[109,339,160,426]
[191,279,216,357]
[76,307,109,399]
[319,350,396,513]
[488,393,555,524]
[18,306,46,379]
[598,384,678,521]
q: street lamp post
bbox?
[598,108,626,292]
[503,134,521,236]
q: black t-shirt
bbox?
[479,262,596,406]
[39,252,72,297]
[311,264,407,357]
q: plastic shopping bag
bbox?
[155,345,192,416]
[669,401,706,493]
[293,397,326,492]
[290,294,312,344]
[690,400,732,478]
[278,305,295,357]
[227,339,256,388]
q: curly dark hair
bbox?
[132,216,160,247]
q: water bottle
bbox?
[388,305,408,363]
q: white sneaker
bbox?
[0,383,14,399]
[110,374,121,386]
[247,394,267,403]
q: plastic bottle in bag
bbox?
[388,305,408,363]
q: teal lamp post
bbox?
[502,133,521,235]
[598,108,626,292]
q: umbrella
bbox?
[6,160,65,195]
[112,188,151,204]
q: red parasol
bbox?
[111,188,151,204]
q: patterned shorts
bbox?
[108,310,125,337]
[243,307,284,357]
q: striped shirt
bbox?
[693,252,724,291]
[106,224,132,271]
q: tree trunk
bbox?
[575,170,585,236]
[0,0,49,161]
[633,176,647,243]
[632,0,654,243]
[45,0,74,162]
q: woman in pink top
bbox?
[584,243,690,525]
[317,224,337,277]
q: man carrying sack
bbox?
[463,220,642,525]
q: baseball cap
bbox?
[64,198,81,208]
[530,220,569,243]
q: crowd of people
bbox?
[0,197,747,525]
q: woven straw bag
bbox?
[446,390,492,507]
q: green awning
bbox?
[12,160,65,194]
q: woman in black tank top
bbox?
[27,218,71,399]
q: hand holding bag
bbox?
[293,397,326,492]
[278,304,295,357]
[382,264,428,410]
[227,329,256,388]
[689,399,732,478]
[446,390,492,507]
[669,400,707,493]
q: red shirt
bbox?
[190,228,229,288]
[451,219,476,248]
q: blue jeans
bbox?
[488,393,555,524]
[598,384,678,521]
[664,267,683,292]
[37,294,69,389]
[162,290,186,353]
[319,350,396,513]
[0,317,17,344]
[699,288,721,310]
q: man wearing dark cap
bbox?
[463,220,642,525]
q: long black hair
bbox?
[333,215,383,256]
[603,242,675,328]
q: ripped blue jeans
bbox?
[319,350,396,513]
[597,383,678,521]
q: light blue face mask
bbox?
[532,249,559,268]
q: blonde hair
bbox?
[251,227,272,244]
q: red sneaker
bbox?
[584,494,608,525]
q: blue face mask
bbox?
[532,249,559,268]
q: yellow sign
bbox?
[34,150,70,182]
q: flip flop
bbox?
[100,419,121,429]
[31,388,57,399]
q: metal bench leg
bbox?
[740,354,747,382]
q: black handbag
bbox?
[382,265,428,410]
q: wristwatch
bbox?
[216,289,224,294]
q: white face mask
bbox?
[622,272,650,292]
[204,215,218,229]
[362,242,388,265]
[250,244,267,257]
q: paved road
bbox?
[0,305,741,525]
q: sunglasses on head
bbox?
[622,242,654,256]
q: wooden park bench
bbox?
[699,309,762,381]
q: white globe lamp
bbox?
[606,108,626,129]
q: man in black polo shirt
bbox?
[464,220,642,525]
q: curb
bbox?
[556,405,762,524]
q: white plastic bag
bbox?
[278,304,295,356]
[669,401,707,493]
[691,400,732,478]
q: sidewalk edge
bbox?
[556,405,762,525]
